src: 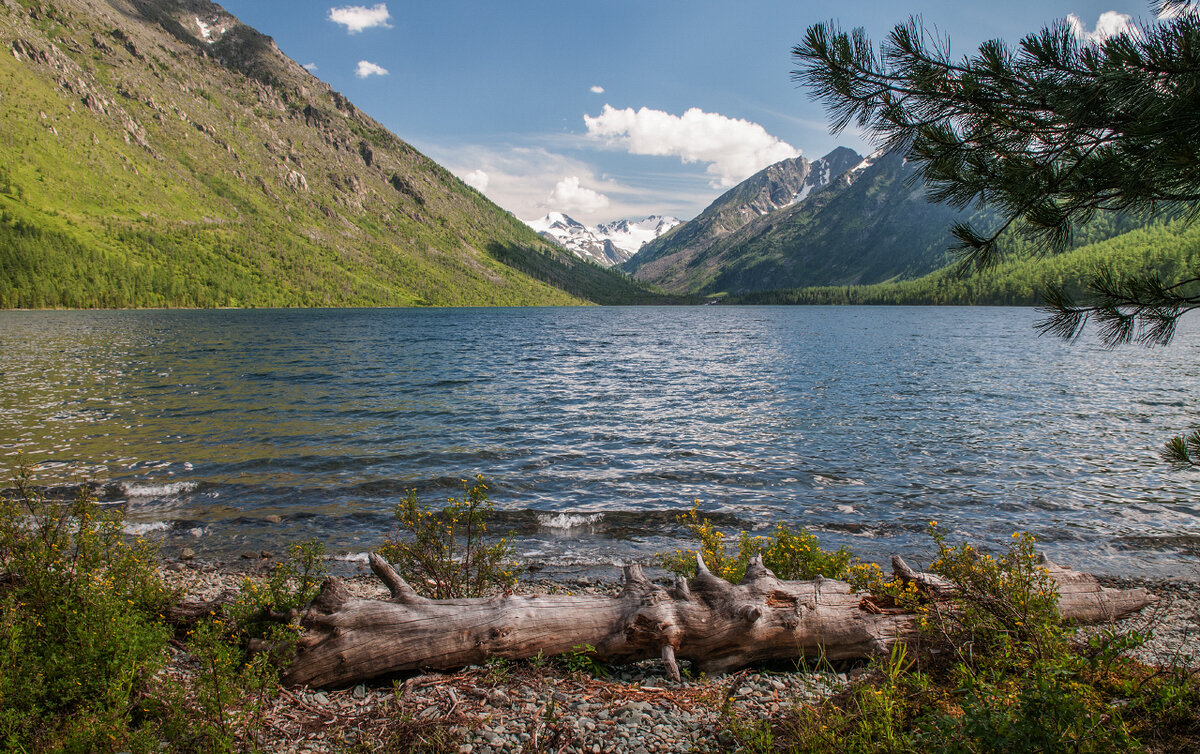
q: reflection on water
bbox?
[1,306,1199,578]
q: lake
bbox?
[2,306,1198,578]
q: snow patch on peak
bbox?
[195,16,228,44]
[524,213,681,266]
[783,155,837,208]
[851,147,889,174]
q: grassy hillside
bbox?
[726,219,1200,307]
[0,0,663,308]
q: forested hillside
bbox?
[0,0,664,308]
[727,219,1200,307]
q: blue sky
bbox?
[219,1,1167,224]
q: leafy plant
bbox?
[176,619,278,754]
[764,528,1200,753]
[560,644,609,678]
[925,526,1065,668]
[231,538,327,645]
[484,654,514,684]
[660,501,853,583]
[378,476,519,599]
[0,459,172,752]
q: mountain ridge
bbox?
[623,146,863,290]
[0,0,664,307]
[525,212,680,267]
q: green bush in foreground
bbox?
[711,526,1200,753]
[660,502,854,583]
[378,476,519,598]
[0,461,173,753]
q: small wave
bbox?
[537,512,604,530]
[814,475,867,487]
[330,551,371,563]
[122,481,199,498]
[124,521,170,535]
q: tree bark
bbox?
[281,552,1155,688]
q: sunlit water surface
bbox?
[2,306,1199,578]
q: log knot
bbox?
[735,603,763,623]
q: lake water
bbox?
[2,306,1199,578]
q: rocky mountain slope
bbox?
[0,0,663,307]
[525,212,680,266]
[623,146,863,290]
[632,145,1155,298]
[683,149,984,295]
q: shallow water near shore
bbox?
[2,306,1199,578]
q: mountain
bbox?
[525,212,680,267]
[631,146,1155,298]
[623,146,863,290]
[0,0,663,307]
[677,149,985,295]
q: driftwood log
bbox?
[281,552,1155,688]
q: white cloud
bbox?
[548,176,610,213]
[427,141,720,223]
[584,105,800,188]
[328,4,392,33]
[355,60,389,78]
[461,169,489,192]
[1067,11,1140,44]
[590,85,605,94]
[303,62,318,72]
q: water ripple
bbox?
[2,306,1199,578]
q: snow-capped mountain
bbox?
[525,212,681,266]
[624,146,863,287]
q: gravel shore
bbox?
[159,560,1199,754]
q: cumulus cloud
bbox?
[584,105,799,187]
[548,176,610,213]
[328,3,392,33]
[590,85,605,94]
[1067,11,1140,44]
[303,62,318,72]
[461,169,489,192]
[429,143,715,224]
[355,60,389,78]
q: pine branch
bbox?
[793,10,1200,267]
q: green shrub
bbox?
[925,526,1066,668]
[151,540,326,752]
[231,538,326,645]
[768,529,1200,753]
[659,502,853,583]
[171,618,280,754]
[781,643,927,754]
[378,476,518,598]
[0,460,172,753]
[560,644,609,678]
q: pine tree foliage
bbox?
[795,1,1200,466]
[793,0,1200,347]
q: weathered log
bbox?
[891,554,1155,622]
[164,588,240,628]
[281,553,1155,688]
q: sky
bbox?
[218,1,1173,225]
